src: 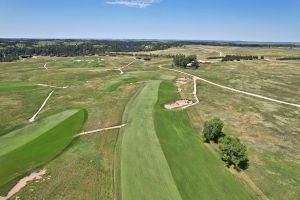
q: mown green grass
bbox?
[154,81,257,200]
[0,110,82,157]
[120,81,182,200]
[102,76,138,92]
[0,109,87,190]
[0,83,37,91]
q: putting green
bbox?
[0,109,87,188]
[120,81,182,200]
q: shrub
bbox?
[202,118,224,143]
[173,54,198,68]
[219,136,249,170]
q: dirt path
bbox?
[43,63,48,70]
[29,90,54,122]
[182,76,199,109]
[118,68,124,74]
[0,169,47,200]
[118,60,135,75]
[158,65,300,109]
[36,84,69,89]
[74,124,127,137]
[229,168,270,200]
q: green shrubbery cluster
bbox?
[277,57,300,60]
[202,118,249,170]
[221,55,263,62]
[173,54,199,68]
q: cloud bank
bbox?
[106,0,160,8]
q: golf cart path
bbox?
[75,124,127,137]
[43,63,48,70]
[158,65,300,109]
[36,84,69,89]
[29,90,54,122]
[182,76,199,109]
[118,60,135,75]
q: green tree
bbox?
[219,136,249,170]
[202,118,224,143]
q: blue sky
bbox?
[0,0,299,42]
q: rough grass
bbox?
[120,81,182,200]
[0,109,87,191]
[154,81,258,200]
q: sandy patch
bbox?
[0,169,47,200]
[164,99,193,110]
[176,77,189,92]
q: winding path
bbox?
[43,63,48,70]
[29,90,54,122]
[182,76,199,109]
[158,65,300,109]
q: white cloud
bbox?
[106,0,160,8]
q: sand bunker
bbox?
[0,169,47,200]
[164,99,193,110]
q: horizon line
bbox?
[0,37,299,44]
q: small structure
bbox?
[187,63,193,67]
[20,55,32,58]
[197,59,211,64]
[143,58,152,61]
[136,57,152,61]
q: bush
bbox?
[202,118,224,143]
[219,136,249,170]
[221,55,259,62]
[173,54,198,68]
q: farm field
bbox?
[0,44,299,200]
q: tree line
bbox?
[276,57,300,60]
[222,55,264,62]
[0,39,182,62]
[202,118,249,170]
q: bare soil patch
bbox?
[164,99,193,110]
[0,169,46,200]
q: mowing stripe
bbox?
[120,81,182,200]
[154,81,258,200]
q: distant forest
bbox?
[0,39,299,62]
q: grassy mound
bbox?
[154,81,257,200]
[0,109,87,189]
